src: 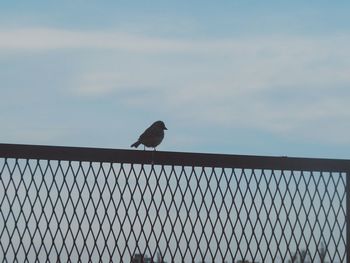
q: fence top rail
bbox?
[0,143,349,172]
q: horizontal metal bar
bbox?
[0,143,349,172]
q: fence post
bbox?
[347,170,350,263]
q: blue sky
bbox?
[1,1,350,158]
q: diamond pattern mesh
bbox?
[0,156,347,262]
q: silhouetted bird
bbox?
[131,121,167,150]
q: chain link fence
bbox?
[0,144,349,262]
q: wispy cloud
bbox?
[2,27,350,146]
[2,27,349,55]
[0,27,221,52]
[53,27,349,145]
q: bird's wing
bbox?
[139,125,155,141]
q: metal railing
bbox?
[0,143,349,263]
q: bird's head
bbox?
[154,120,168,130]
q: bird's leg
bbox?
[153,147,156,151]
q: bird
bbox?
[131,120,167,150]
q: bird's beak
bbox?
[164,126,168,130]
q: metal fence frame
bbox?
[0,143,349,262]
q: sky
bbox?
[1,1,350,159]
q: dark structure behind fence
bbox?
[0,143,349,262]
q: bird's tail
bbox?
[131,141,141,148]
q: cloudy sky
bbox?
[1,1,349,158]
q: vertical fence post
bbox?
[347,170,350,263]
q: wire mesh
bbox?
[0,147,347,263]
